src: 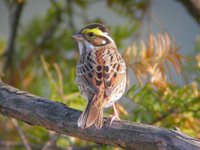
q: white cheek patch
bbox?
[101,40,106,45]
[103,33,114,44]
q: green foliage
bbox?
[126,83,199,136]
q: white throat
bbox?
[77,40,94,55]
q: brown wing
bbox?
[76,50,104,100]
[93,47,126,106]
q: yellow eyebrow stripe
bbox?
[81,28,104,36]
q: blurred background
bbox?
[0,0,199,149]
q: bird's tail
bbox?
[78,100,103,129]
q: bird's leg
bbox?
[110,103,120,125]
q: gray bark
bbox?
[0,82,199,150]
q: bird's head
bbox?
[72,23,116,54]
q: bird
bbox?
[72,23,126,129]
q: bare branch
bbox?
[3,1,25,70]
[175,0,200,24]
[11,118,31,150]
[0,82,199,149]
[0,140,42,149]
[42,133,59,150]
[0,141,22,147]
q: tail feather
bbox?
[78,105,103,129]
[93,109,103,128]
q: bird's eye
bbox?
[88,32,95,38]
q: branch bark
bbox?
[0,82,199,150]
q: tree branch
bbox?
[3,0,25,70]
[11,118,31,150]
[0,82,199,149]
[175,0,200,24]
[41,133,59,150]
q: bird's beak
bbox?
[71,33,83,41]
